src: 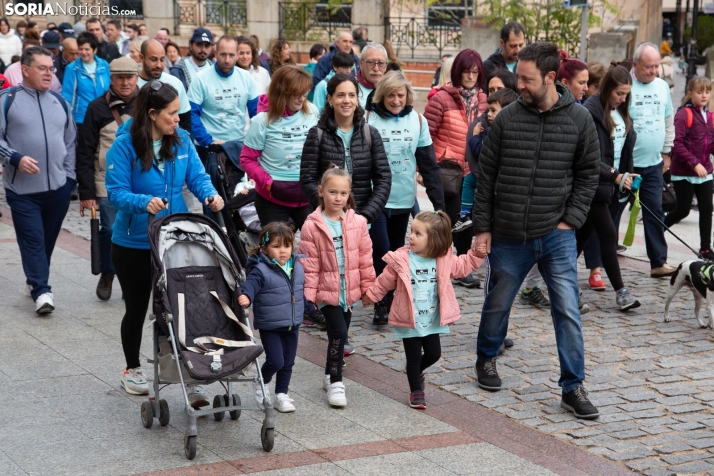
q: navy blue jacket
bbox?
[312,43,361,89]
[241,252,305,330]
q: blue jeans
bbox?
[634,162,668,268]
[461,173,476,209]
[96,197,117,275]
[5,180,73,300]
[477,228,585,393]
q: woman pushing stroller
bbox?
[105,80,224,405]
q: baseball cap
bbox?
[57,22,75,39]
[190,28,213,45]
[42,31,61,49]
[110,56,141,75]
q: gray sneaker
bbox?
[520,287,550,309]
[578,291,590,315]
[616,287,641,311]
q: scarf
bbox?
[357,71,374,90]
[459,87,477,122]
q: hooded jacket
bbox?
[240,252,305,330]
[300,115,391,223]
[105,119,218,249]
[0,30,21,66]
[365,247,483,328]
[62,56,111,124]
[423,83,487,174]
[482,48,517,80]
[671,103,714,177]
[473,83,600,239]
[298,207,375,306]
[582,94,637,203]
[76,87,137,200]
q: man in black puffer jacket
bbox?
[472,43,601,420]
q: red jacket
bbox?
[423,84,486,174]
[298,207,375,307]
[671,104,714,177]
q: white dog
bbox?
[664,260,714,328]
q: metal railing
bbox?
[279,2,351,42]
[387,16,461,59]
[174,0,247,35]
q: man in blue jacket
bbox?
[311,32,360,90]
[0,47,77,314]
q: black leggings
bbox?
[403,334,442,392]
[665,180,713,250]
[576,201,624,291]
[254,193,311,231]
[322,305,352,383]
[112,244,153,370]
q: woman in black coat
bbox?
[301,73,391,225]
[580,65,640,311]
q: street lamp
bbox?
[686,0,699,83]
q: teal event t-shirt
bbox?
[629,76,673,168]
[336,127,354,174]
[138,72,191,114]
[319,212,347,311]
[394,251,449,339]
[152,139,164,171]
[244,103,319,182]
[611,108,626,171]
[367,111,432,209]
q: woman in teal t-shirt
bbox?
[240,65,318,230]
[365,71,445,325]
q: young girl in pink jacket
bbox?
[364,211,486,409]
[298,166,375,408]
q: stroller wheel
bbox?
[213,394,225,421]
[184,435,197,460]
[140,401,153,429]
[261,427,274,452]
[229,394,241,420]
[158,399,170,427]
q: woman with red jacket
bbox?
[423,49,487,287]
[665,76,714,259]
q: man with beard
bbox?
[170,28,214,91]
[472,42,601,420]
[137,39,191,133]
[483,22,526,79]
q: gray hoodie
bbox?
[0,84,77,194]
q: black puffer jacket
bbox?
[473,84,600,240]
[582,94,636,204]
[301,116,391,223]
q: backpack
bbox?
[683,107,714,138]
[2,85,70,129]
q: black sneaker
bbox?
[701,249,714,261]
[578,291,590,315]
[561,386,599,419]
[504,337,514,348]
[451,215,473,233]
[409,390,426,409]
[519,287,551,309]
[616,244,627,254]
[372,302,389,325]
[452,274,481,288]
[475,360,501,391]
[304,306,327,329]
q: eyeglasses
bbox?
[33,65,57,74]
[364,60,387,69]
[292,93,309,100]
[462,69,479,77]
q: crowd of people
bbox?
[0,17,712,421]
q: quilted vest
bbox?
[251,254,305,331]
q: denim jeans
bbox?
[634,162,668,268]
[96,197,117,275]
[477,228,585,393]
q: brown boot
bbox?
[96,273,114,301]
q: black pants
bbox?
[403,334,442,392]
[576,201,625,291]
[254,193,311,231]
[322,305,351,383]
[259,326,299,394]
[665,180,713,250]
[370,210,411,307]
[444,177,472,257]
[112,244,152,370]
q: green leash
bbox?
[623,189,640,247]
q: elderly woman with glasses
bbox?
[240,65,318,230]
[423,48,487,288]
[105,80,223,402]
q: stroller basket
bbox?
[141,213,275,459]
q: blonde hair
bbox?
[317,165,355,211]
[372,70,414,106]
[682,76,712,107]
[437,57,455,88]
[413,211,452,258]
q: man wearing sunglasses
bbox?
[0,46,77,314]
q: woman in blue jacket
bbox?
[106,80,224,403]
[62,31,110,125]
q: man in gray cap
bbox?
[170,27,214,91]
[76,56,140,301]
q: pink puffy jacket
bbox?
[298,207,376,307]
[365,247,484,328]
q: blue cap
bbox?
[190,28,213,45]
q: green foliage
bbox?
[684,15,714,53]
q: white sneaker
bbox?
[323,374,331,391]
[186,385,210,408]
[35,292,54,314]
[120,367,149,395]
[327,382,347,407]
[252,380,271,409]
[274,393,296,413]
